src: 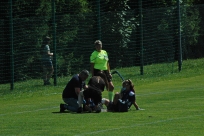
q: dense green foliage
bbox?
[0,0,203,83]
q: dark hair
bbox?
[122,79,135,92]
[42,36,51,46]
[94,40,102,46]
[80,70,89,76]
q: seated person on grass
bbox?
[102,79,140,112]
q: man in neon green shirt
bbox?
[90,40,114,101]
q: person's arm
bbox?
[90,63,94,77]
[83,85,88,90]
[132,101,140,110]
[90,51,97,77]
[106,51,111,73]
[107,62,111,73]
[107,62,112,78]
[46,45,53,56]
[48,51,53,56]
[75,87,81,96]
[129,92,140,110]
[132,101,137,108]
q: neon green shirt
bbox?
[90,50,109,70]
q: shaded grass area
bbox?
[0,58,204,135]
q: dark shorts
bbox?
[109,100,128,112]
[107,102,119,112]
[113,102,120,112]
[42,60,53,67]
[83,89,102,105]
[93,69,112,82]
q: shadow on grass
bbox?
[52,111,87,114]
[52,111,72,114]
[52,111,107,114]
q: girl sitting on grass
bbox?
[102,79,140,112]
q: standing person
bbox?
[41,36,54,85]
[102,79,140,112]
[90,40,114,102]
[60,70,89,112]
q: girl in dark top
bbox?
[102,79,140,112]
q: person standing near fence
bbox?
[90,40,114,101]
[41,36,54,85]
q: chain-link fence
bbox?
[0,1,203,90]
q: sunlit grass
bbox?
[0,58,204,135]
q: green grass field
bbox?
[1,58,204,136]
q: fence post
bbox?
[96,0,101,40]
[52,0,57,86]
[9,0,14,90]
[139,0,144,75]
[177,0,182,71]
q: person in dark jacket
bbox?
[77,71,108,113]
[60,70,89,112]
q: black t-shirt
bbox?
[88,76,105,92]
[62,74,85,99]
[121,90,136,108]
[83,76,105,105]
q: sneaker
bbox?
[136,108,140,110]
[77,107,83,113]
[60,104,65,112]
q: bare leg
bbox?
[108,81,114,91]
[113,93,121,105]
[42,66,48,84]
[101,98,110,107]
[46,66,54,82]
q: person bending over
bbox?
[60,70,89,112]
[77,72,107,113]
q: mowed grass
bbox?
[0,58,204,136]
